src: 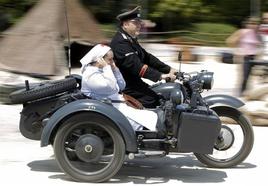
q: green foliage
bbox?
[0,0,37,31]
[147,0,256,30]
[1,0,266,46]
[203,0,251,25]
[261,0,268,12]
[80,0,126,23]
[148,0,212,30]
[150,0,207,18]
[180,23,238,46]
[81,0,257,31]
[99,23,117,38]
[192,23,237,34]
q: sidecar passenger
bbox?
[80,44,163,131]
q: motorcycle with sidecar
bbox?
[9,54,254,182]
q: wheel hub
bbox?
[75,134,104,162]
[84,145,93,153]
[214,125,235,151]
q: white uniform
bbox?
[80,44,158,131]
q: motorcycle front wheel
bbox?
[53,112,125,182]
[194,106,254,168]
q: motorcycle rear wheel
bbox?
[194,106,254,168]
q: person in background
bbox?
[259,12,268,61]
[80,44,161,131]
[111,6,177,108]
[226,17,261,96]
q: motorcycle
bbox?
[9,52,254,182]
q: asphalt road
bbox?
[0,103,267,186]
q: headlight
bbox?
[200,72,214,90]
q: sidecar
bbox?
[9,75,228,182]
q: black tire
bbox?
[53,112,125,182]
[194,107,254,168]
[9,78,77,104]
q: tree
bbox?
[148,0,211,30]
[0,0,37,31]
[80,0,125,23]
[202,0,251,26]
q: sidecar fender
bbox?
[40,99,137,152]
[204,94,244,108]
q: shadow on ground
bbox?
[26,154,256,184]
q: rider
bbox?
[110,6,177,108]
[80,44,163,131]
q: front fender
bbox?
[40,99,137,152]
[204,94,244,108]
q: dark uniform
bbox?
[111,27,171,108]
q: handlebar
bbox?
[165,71,184,82]
[163,70,211,84]
[174,72,184,79]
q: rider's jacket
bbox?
[110,28,171,108]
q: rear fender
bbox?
[204,94,244,108]
[210,105,242,116]
[40,99,137,152]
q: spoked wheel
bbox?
[53,113,125,182]
[194,107,254,168]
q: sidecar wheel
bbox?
[53,112,125,182]
[194,107,254,168]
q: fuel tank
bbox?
[151,82,184,101]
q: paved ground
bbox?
[0,63,267,185]
[0,44,267,185]
[0,103,267,185]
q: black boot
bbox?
[155,109,166,135]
